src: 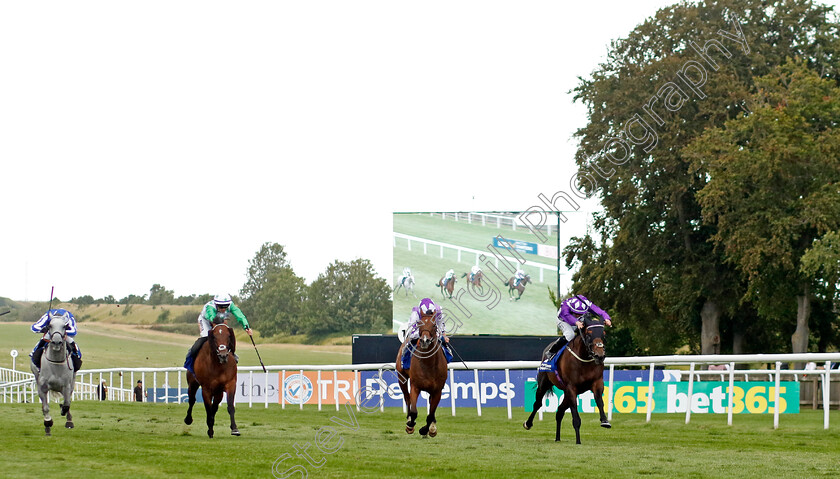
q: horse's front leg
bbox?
[226,382,240,436]
[38,383,52,436]
[184,375,200,425]
[556,391,575,442]
[405,387,419,434]
[61,381,74,429]
[566,390,583,444]
[420,389,443,438]
[593,379,611,428]
[203,388,219,438]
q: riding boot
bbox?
[234,353,239,364]
[30,340,47,371]
[545,337,568,359]
[69,343,83,372]
[184,337,208,373]
[401,341,414,370]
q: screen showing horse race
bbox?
[392,212,562,336]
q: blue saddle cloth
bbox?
[401,341,453,370]
[538,344,568,373]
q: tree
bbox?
[239,243,306,337]
[306,259,392,336]
[240,243,291,300]
[687,61,840,354]
[148,284,175,305]
[71,295,95,305]
[568,0,840,354]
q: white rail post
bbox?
[450,367,456,417]
[607,364,615,421]
[774,361,781,429]
[120,371,124,402]
[177,372,181,404]
[164,371,169,404]
[281,370,286,409]
[153,371,158,403]
[727,362,735,426]
[249,370,253,408]
[686,363,695,424]
[299,369,304,410]
[474,369,482,417]
[354,370,359,412]
[317,370,322,411]
[334,370,340,412]
[142,372,146,402]
[265,369,270,408]
[646,363,654,423]
[505,369,512,420]
[824,361,831,430]
[379,369,385,413]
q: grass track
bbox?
[1,402,838,478]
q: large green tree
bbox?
[239,242,307,337]
[568,0,840,354]
[306,258,392,336]
[687,61,840,354]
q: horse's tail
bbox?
[536,371,555,397]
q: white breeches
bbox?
[558,321,576,341]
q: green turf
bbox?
[0,323,351,371]
[1,402,837,478]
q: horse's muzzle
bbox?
[216,344,230,363]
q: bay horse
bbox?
[503,274,530,300]
[31,315,75,436]
[461,271,483,292]
[394,274,416,297]
[184,323,239,438]
[395,311,448,437]
[523,313,610,444]
[436,275,455,299]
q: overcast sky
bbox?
[3,1,836,302]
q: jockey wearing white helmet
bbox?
[184,293,252,373]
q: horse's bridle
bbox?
[43,324,71,367]
[209,324,233,362]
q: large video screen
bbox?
[393,212,562,336]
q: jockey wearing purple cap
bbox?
[545,295,612,359]
[400,298,453,370]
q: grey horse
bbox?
[30,315,76,436]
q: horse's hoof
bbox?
[231,428,240,436]
[429,424,437,437]
[44,419,53,428]
[184,417,193,425]
[208,431,214,438]
[405,426,414,434]
[65,422,74,429]
[45,430,51,437]
[523,422,532,430]
[419,426,429,436]
[601,421,612,429]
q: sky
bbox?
[3,1,837,302]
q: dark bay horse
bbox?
[503,274,530,300]
[31,315,75,436]
[436,275,455,299]
[184,323,239,438]
[395,312,448,437]
[523,313,610,444]
[461,271,483,292]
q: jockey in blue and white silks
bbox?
[30,308,83,371]
[400,298,453,370]
[514,268,526,287]
[442,269,455,288]
[543,295,612,361]
[469,265,481,282]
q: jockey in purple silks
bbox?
[400,298,453,370]
[544,295,612,359]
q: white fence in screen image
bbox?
[1,353,839,430]
[432,212,559,237]
[393,232,556,284]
